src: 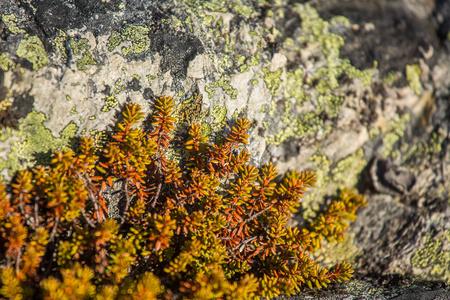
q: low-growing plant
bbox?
[0,96,366,299]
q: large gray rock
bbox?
[0,0,449,297]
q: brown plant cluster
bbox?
[0,96,366,299]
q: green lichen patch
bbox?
[53,30,68,60]
[331,148,367,189]
[381,113,410,159]
[411,231,450,283]
[16,35,48,70]
[101,94,119,112]
[406,64,422,95]
[0,111,77,177]
[302,148,367,221]
[315,232,361,268]
[68,38,97,71]
[261,4,374,146]
[0,53,15,71]
[107,24,150,55]
[1,14,26,34]
[262,67,282,96]
[208,75,238,99]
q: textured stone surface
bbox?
[0,0,449,297]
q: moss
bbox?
[16,35,48,70]
[411,231,450,283]
[0,53,15,71]
[406,64,422,95]
[0,112,77,176]
[1,14,26,34]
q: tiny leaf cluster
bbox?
[0,96,366,299]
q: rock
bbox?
[0,0,449,298]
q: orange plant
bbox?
[0,96,366,299]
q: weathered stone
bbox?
[0,0,449,297]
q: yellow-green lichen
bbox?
[1,14,26,34]
[16,35,48,70]
[147,74,156,84]
[0,112,77,176]
[107,24,150,55]
[262,67,282,95]
[284,69,308,106]
[330,16,351,27]
[315,232,360,267]
[383,72,398,85]
[265,112,325,146]
[218,55,233,73]
[331,148,367,189]
[237,56,249,73]
[0,53,15,71]
[211,105,227,124]
[208,75,237,99]
[381,113,410,158]
[210,105,227,133]
[101,94,119,112]
[76,51,97,70]
[411,231,450,283]
[70,106,78,114]
[302,153,332,221]
[233,4,254,19]
[406,64,422,95]
[200,123,211,137]
[69,38,97,70]
[318,94,344,118]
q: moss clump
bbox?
[0,96,366,299]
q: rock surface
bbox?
[0,0,449,298]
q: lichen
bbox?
[381,113,410,158]
[107,24,150,55]
[331,148,367,189]
[16,35,48,70]
[262,67,282,96]
[411,231,450,283]
[101,94,119,112]
[1,14,26,34]
[0,53,15,71]
[208,75,238,99]
[406,64,422,95]
[0,112,77,177]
